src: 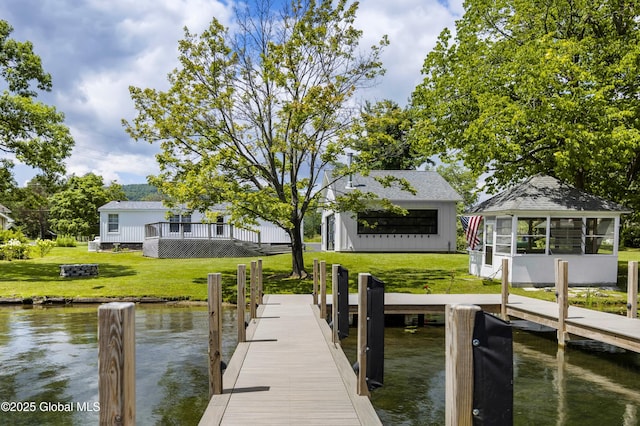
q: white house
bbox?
[0,204,14,230]
[467,175,631,287]
[97,201,292,255]
[320,170,462,252]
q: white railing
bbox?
[144,222,261,244]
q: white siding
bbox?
[325,201,458,252]
[99,206,290,244]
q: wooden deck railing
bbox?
[144,222,261,244]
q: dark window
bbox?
[357,209,438,235]
[169,214,192,233]
[108,214,119,233]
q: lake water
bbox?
[1,305,639,425]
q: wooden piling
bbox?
[332,264,339,344]
[445,303,481,426]
[98,302,135,426]
[556,260,569,347]
[250,261,257,319]
[208,273,223,397]
[313,258,319,305]
[628,260,638,319]
[357,273,370,396]
[320,260,327,319]
[237,264,246,343]
[257,259,263,305]
[501,258,509,321]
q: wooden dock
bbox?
[199,294,381,425]
[197,291,640,424]
[330,292,640,353]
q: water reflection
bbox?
[0,304,237,426]
[341,323,640,426]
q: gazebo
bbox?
[467,175,631,287]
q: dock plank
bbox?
[199,294,379,426]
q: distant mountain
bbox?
[122,184,163,201]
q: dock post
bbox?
[98,302,135,426]
[445,304,481,426]
[628,260,638,319]
[357,273,370,396]
[250,261,257,319]
[556,260,569,347]
[237,264,246,343]
[320,260,327,319]
[332,264,339,344]
[313,258,319,305]
[257,259,263,304]
[208,273,223,397]
[501,258,509,321]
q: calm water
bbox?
[1,306,639,425]
[341,318,640,426]
[0,304,237,426]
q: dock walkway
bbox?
[199,294,380,426]
[199,292,640,424]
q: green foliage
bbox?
[55,235,77,247]
[0,20,74,191]
[622,224,640,248]
[411,0,640,209]
[0,230,29,260]
[34,238,56,257]
[351,100,429,170]
[123,0,389,277]
[0,229,27,244]
[48,173,125,237]
[122,184,160,201]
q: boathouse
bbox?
[320,170,461,252]
[467,175,631,287]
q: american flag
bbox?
[460,215,482,250]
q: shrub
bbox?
[35,238,56,257]
[0,238,30,261]
[0,229,28,244]
[55,235,77,247]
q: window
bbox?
[495,217,512,254]
[169,215,180,232]
[585,218,614,254]
[108,214,119,233]
[169,214,192,233]
[357,209,438,234]
[549,218,582,254]
[516,218,547,254]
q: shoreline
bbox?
[0,296,213,306]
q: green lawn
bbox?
[1,245,639,311]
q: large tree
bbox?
[0,20,73,191]
[124,0,387,277]
[351,99,429,170]
[412,0,640,208]
[49,173,126,237]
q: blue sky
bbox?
[0,0,463,186]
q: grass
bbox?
[1,244,640,311]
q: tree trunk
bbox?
[288,221,307,279]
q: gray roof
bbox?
[98,201,228,212]
[99,201,169,211]
[469,175,631,214]
[329,170,462,202]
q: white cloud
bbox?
[1,0,463,185]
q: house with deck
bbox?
[467,175,631,287]
[320,170,461,252]
[97,201,292,258]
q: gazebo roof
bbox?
[469,175,631,215]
